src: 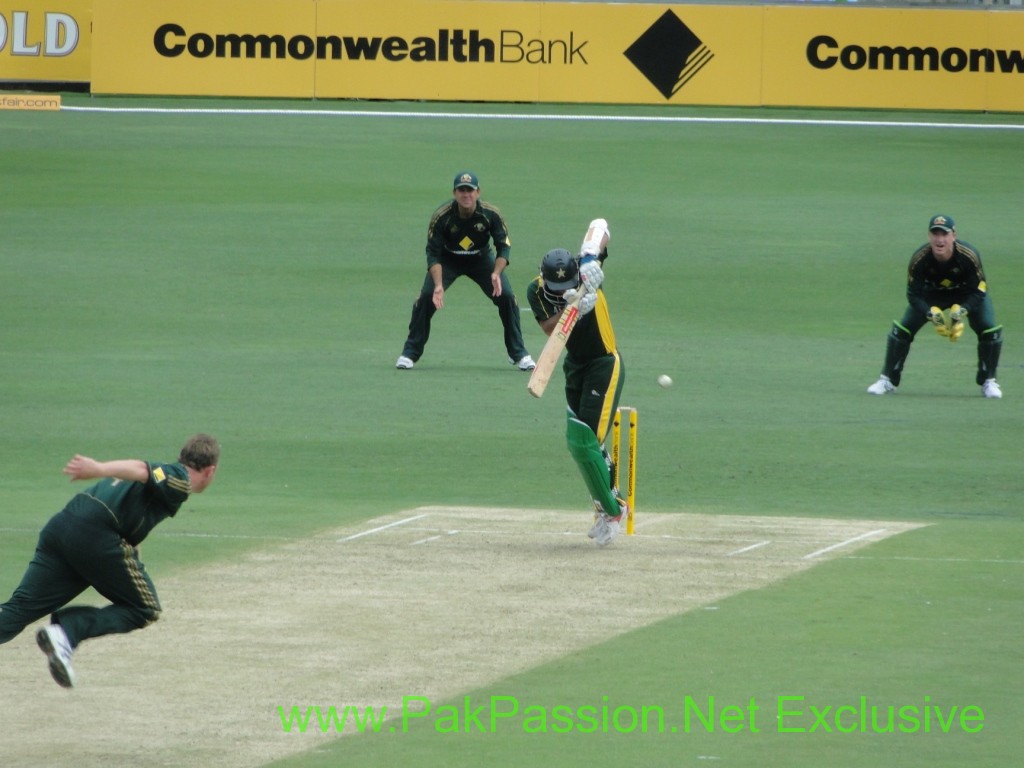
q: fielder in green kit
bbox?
[526,220,627,546]
[0,434,220,687]
[867,214,1003,398]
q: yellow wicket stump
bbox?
[611,406,638,535]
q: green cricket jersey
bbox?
[906,240,987,316]
[63,462,192,546]
[426,199,511,266]
[526,252,617,363]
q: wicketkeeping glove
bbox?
[947,304,966,342]
[928,307,950,337]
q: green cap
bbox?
[453,171,479,190]
[928,214,955,233]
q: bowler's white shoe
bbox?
[867,375,896,395]
[982,379,1002,399]
[37,624,76,688]
[395,355,414,370]
[512,355,536,371]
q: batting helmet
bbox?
[540,248,579,291]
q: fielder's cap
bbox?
[453,171,479,190]
[928,214,955,232]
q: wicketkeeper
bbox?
[868,214,1003,398]
[525,220,627,545]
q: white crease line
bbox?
[727,541,771,557]
[337,513,431,543]
[411,535,442,546]
[803,529,887,559]
[410,530,462,546]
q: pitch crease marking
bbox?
[336,513,431,542]
[803,528,887,559]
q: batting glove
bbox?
[564,288,598,315]
[578,260,604,293]
[578,291,598,315]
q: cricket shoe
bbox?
[867,375,896,395]
[982,379,1002,399]
[37,624,76,688]
[590,501,627,547]
[395,355,415,370]
[510,355,536,371]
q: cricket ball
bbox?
[657,374,673,389]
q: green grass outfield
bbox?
[1,96,1022,766]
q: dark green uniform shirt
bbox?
[426,200,511,267]
[526,253,617,364]
[63,462,192,546]
[906,240,987,316]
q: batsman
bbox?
[867,214,1003,398]
[525,219,627,545]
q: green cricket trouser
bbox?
[0,510,161,649]
[401,255,529,362]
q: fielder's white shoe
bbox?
[37,624,76,688]
[867,375,896,395]
[511,355,536,371]
[982,379,1002,399]
[395,355,414,370]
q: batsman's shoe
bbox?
[395,355,415,370]
[37,624,76,688]
[593,512,623,547]
[982,379,1002,399]
[591,501,626,547]
[867,375,896,395]
[512,355,536,371]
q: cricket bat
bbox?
[527,291,583,398]
[527,219,610,399]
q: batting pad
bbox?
[566,415,622,516]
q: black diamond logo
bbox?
[624,10,714,100]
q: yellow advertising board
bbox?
[761,6,1021,111]
[0,0,91,82]
[18,1,1024,112]
[310,1,763,105]
[92,0,317,98]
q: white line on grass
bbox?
[727,541,772,556]
[803,529,887,559]
[58,105,1024,131]
[411,535,442,546]
[336,513,431,543]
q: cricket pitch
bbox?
[1,507,922,767]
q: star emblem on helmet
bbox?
[556,268,566,279]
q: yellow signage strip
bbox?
[7,0,1022,112]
